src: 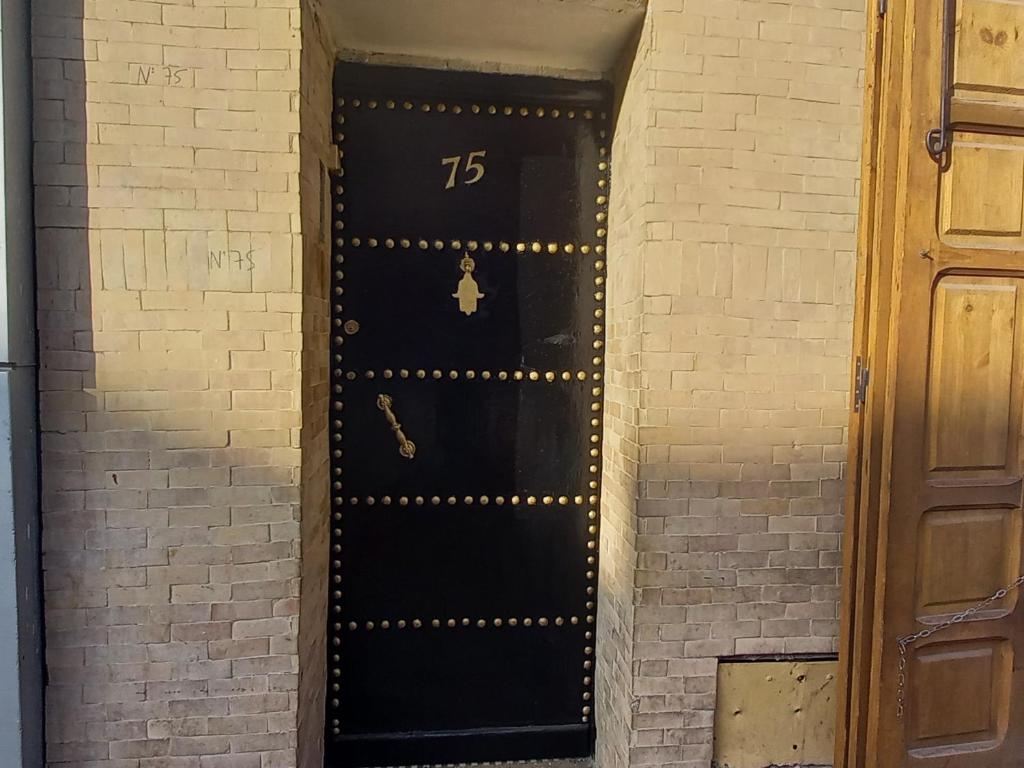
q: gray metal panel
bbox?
[0,0,35,367]
[0,0,44,764]
[0,366,41,768]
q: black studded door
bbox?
[325,63,609,768]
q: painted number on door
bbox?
[441,151,486,189]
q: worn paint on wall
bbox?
[713,661,837,768]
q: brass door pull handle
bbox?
[377,394,416,459]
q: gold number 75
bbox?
[441,150,486,189]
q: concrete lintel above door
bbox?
[325,0,647,79]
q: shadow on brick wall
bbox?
[32,0,100,761]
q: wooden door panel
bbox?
[340,243,600,373]
[925,277,1020,475]
[339,103,600,244]
[916,506,1023,617]
[953,0,1024,130]
[940,135,1024,247]
[338,378,594,497]
[907,639,1012,754]
[338,502,591,621]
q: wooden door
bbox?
[324,64,609,767]
[837,0,1024,765]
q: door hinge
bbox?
[853,356,870,413]
[878,0,887,17]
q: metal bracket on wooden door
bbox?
[925,0,1024,170]
[853,357,870,413]
[925,0,956,171]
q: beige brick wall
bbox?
[598,0,862,765]
[296,0,335,766]
[32,0,861,763]
[32,0,328,764]
[595,15,650,768]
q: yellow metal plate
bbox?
[713,660,837,768]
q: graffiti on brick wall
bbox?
[207,249,256,272]
[130,63,191,86]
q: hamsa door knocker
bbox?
[452,253,484,316]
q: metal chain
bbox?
[896,572,1024,718]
